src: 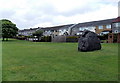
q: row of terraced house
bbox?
[18,17,120,43]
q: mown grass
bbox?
[2,39,118,81]
[0,39,2,82]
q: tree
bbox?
[0,19,18,41]
[32,29,43,41]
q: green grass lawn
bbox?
[2,39,118,81]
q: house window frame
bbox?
[63,29,66,32]
[113,22,120,27]
[98,25,103,29]
[106,24,111,29]
[79,27,84,31]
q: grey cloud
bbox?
[34,4,58,15]
[58,6,99,17]
[22,4,56,20]
[0,10,16,19]
[0,0,118,29]
[56,1,118,17]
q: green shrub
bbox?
[66,36,78,39]
[98,34,108,40]
[113,34,118,43]
[41,36,51,42]
[66,36,79,42]
[16,35,27,40]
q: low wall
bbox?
[52,35,79,42]
[117,33,120,43]
[52,36,66,42]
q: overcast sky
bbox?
[0,0,119,29]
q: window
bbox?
[106,24,111,29]
[84,27,88,30]
[64,29,66,32]
[77,32,82,35]
[79,27,84,31]
[59,30,62,32]
[54,30,57,32]
[113,22,120,27]
[100,31,109,35]
[51,30,54,32]
[90,26,96,32]
[98,25,103,29]
[76,33,79,35]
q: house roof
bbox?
[18,27,41,32]
[18,18,116,32]
[112,17,120,23]
[72,18,115,28]
[41,24,74,30]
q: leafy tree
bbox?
[0,21,2,38]
[0,19,18,41]
[32,29,43,41]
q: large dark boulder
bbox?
[78,30,101,52]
